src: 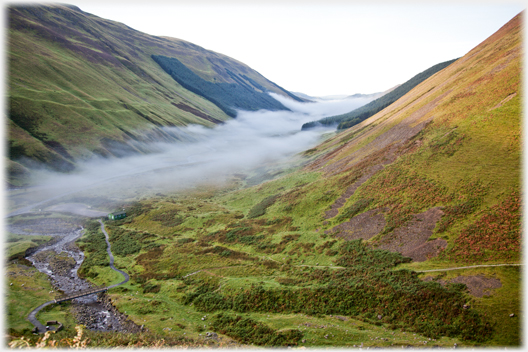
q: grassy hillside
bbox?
[7,4,302,185]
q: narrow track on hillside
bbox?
[415,263,523,273]
[27,220,129,333]
[184,254,523,280]
[98,220,130,288]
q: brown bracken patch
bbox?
[424,275,502,298]
[172,102,223,124]
[375,207,445,262]
[328,208,386,241]
[449,275,502,297]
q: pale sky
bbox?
[6,1,526,96]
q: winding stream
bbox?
[25,219,130,333]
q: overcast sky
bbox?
[6,1,525,97]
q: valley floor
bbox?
[6,167,521,347]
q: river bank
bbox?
[8,210,139,333]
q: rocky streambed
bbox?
[14,215,139,333]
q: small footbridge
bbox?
[53,285,108,304]
[28,220,129,333]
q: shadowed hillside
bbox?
[151,55,290,117]
[7,4,303,185]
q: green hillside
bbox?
[7,4,302,185]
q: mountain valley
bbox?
[5,5,522,349]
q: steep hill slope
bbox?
[304,10,521,263]
[7,4,302,184]
[52,12,523,348]
[295,11,521,344]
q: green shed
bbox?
[108,211,126,220]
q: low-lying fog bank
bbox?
[9,93,373,211]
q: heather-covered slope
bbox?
[305,10,521,263]
[7,4,302,184]
[296,11,522,344]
